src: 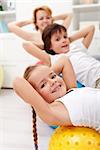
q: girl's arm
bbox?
[52,55,77,90]
[8,20,41,42]
[53,13,73,29]
[13,77,71,126]
[23,41,51,66]
[69,25,95,48]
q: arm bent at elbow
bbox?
[52,55,77,90]
[53,13,73,29]
[8,20,37,41]
[13,77,55,124]
[13,77,71,126]
[23,41,51,66]
[69,25,95,48]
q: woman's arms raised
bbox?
[53,13,72,29]
[8,20,41,42]
[8,12,72,42]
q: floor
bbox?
[0,89,53,150]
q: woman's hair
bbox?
[42,23,67,55]
[24,64,42,150]
[33,5,52,30]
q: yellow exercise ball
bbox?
[0,65,4,88]
[48,126,100,150]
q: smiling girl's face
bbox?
[28,65,67,103]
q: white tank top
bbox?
[57,87,100,132]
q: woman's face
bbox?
[29,65,66,103]
[50,30,70,54]
[36,10,52,32]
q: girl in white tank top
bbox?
[57,87,100,132]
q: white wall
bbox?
[16,0,72,20]
[0,33,38,88]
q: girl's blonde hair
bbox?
[24,65,38,150]
[33,5,52,30]
[24,63,43,150]
[24,65,37,81]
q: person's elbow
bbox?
[13,77,21,94]
[90,25,95,30]
[8,22,14,32]
[13,77,24,91]
[65,12,73,19]
[68,12,73,18]
[44,55,51,67]
[40,113,59,126]
[23,41,31,51]
[23,41,28,49]
[89,25,95,33]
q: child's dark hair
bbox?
[42,23,67,55]
[23,64,42,150]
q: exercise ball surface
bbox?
[49,126,100,150]
[0,65,4,88]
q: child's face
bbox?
[50,30,70,54]
[36,10,52,32]
[29,65,66,103]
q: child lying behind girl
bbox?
[23,24,100,88]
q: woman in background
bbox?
[8,5,72,45]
